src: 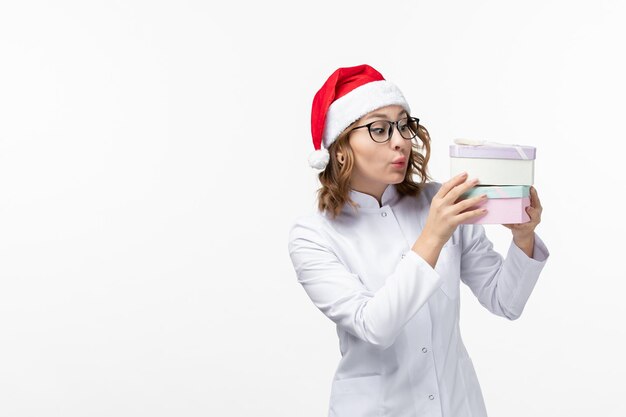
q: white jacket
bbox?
[288,182,549,417]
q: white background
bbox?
[1,0,624,416]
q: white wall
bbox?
[1,0,624,416]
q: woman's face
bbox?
[341,105,413,198]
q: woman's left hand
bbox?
[502,186,543,243]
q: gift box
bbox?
[450,140,536,186]
[460,185,531,224]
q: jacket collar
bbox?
[346,184,400,210]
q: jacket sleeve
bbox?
[460,224,550,320]
[288,219,442,349]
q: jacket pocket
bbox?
[436,242,461,299]
[329,375,382,417]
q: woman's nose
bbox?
[389,126,405,149]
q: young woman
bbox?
[288,64,549,417]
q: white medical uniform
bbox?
[288,182,549,417]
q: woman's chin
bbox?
[387,173,406,184]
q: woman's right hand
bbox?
[411,172,487,267]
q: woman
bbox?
[287,64,549,417]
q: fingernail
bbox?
[459,171,467,177]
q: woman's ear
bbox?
[336,151,345,164]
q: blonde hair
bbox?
[317,123,432,218]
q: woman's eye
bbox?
[371,128,386,135]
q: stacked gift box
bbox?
[449,139,536,224]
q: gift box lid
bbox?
[462,185,530,199]
[450,139,536,160]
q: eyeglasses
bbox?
[349,116,420,143]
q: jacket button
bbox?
[428,394,435,400]
[401,253,405,259]
[381,212,387,217]
[422,347,428,353]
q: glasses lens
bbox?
[398,117,419,139]
[368,121,392,143]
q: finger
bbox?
[456,206,487,223]
[530,186,542,209]
[443,177,480,205]
[454,193,487,214]
[436,172,468,199]
[526,206,541,223]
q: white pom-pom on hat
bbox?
[308,148,330,170]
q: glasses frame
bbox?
[349,116,420,143]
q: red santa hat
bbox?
[308,64,411,169]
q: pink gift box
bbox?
[461,186,531,224]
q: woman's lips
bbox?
[391,158,407,168]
